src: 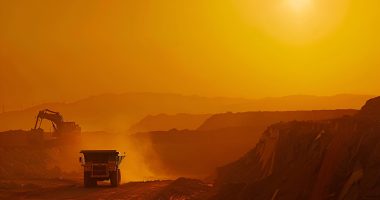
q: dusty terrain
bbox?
[0,178,172,200]
[0,177,213,200]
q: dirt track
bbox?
[0,179,172,200]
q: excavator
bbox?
[33,109,81,137]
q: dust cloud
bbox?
[79,131,166,182]
[0,130,168,183]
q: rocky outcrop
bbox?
[357,96,380,122]
[213,97,380,200]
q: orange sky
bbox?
[0,0,379,110]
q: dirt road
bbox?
[0,179,172,200]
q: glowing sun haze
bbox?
[0,0,379,110]
[286,0,313,12]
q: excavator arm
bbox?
[33,109,80,136]
[34,109,64,130]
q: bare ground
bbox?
[0,178,172,200]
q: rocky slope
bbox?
[213,97,380,200]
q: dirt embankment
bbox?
[213,97,380,200]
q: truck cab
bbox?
[79,150,125,187]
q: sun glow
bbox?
[286,0,313,13]
[236,0,349,44]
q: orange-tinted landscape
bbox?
[1,0,380,199]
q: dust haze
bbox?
[1,0,380,199]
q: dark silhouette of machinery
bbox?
[79,150,125,187]
[33,109,81,136]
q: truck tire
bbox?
[84,172,97,187]
[91,179,97,187]
[117,169,121,185]
[110,170,119,187]
[84,172,93,187]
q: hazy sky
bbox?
[0,0,379,110]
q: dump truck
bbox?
[79,150,125,187]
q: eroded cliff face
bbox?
[214,97,380,200]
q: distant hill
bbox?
[198,110,357,131]
[0,93,373,132]
[0,93,249,132]
[130,113,211,133]
[224,94,374,111]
